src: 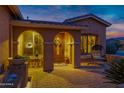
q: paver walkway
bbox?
[28,65,116,88]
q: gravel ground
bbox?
[28,65,117,88]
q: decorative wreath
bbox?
[54,39,62,47]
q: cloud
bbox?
[108,23,124,31]
[107,31,124,39]
[107,23,124,38]
[19,5,91,22]
[19,5,124,39]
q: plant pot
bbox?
[9,59,26,65]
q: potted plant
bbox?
[105,59,124,87]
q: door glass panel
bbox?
[83,35,87,54]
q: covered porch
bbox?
[9,20,84,72]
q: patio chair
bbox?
[89,44,104,64]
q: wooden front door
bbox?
[54,33,65,63]
[81,34,97,54]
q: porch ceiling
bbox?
[11,20,86,31]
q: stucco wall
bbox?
[0,6,11,68]
[71,18,107,55]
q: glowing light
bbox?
[54,32,74,64]
[17,31,44,59]
[25,42,33,48]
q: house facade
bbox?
[0,6,111,72]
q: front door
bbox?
[54,33,65,63]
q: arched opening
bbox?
[53,32,74,66]
[17,31,44,67]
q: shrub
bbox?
[105,59,124,84]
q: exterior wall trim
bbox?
[44,42,54,45]
[40,41,80,45]
[11,20,85,30]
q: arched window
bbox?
[17,31,44,59]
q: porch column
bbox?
[9,25,13,57]
[13,40,18,57]
[43,41,54,72]
[74,41,81,68]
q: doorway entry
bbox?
[53,32,74,65]
[17,31,44,68]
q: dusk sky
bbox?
[19,5,124,39]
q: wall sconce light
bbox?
[25,42,33,48]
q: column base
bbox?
[74,66,81,69]
[43,69,53,73]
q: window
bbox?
[81,34,97,54]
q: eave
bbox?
[11,20,86,31]
[64,14,111,27]
[7,5,23,19]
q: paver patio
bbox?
[28,65,117,88]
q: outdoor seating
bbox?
[28,58,42,68]
[88,44,104,64]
